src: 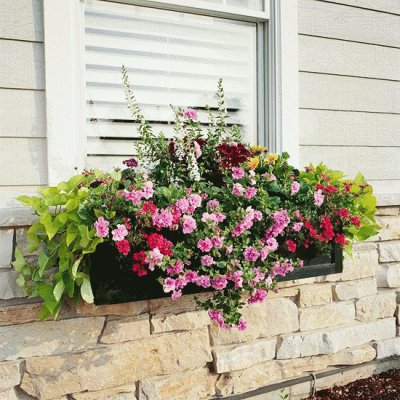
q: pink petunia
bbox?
[197,238,213,252]
[232,183,245,196]
[207,199,220,209]
[188,193,202,209]
[94,217,109,238]
[211,275,228,290]
[243,246,260,262]
[201,255,214,266]
[143,181,154,199]
[244,187,257,199]
[314,189,325,206]
[182,215,197,234]
[232,167,245,180]
[152,209,174,228]
[293,222,303,232]
[291,181,301,195]
[111,224,128,241]
[211,236,224,249]
[183,108,198,120]
[175,198,189,214]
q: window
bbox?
[43,0,298,184]
[84,0,259,170]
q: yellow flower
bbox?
[265,153,279,165]
[247,157,260,170]
[251,145,268,154]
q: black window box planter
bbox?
[90,244,343,305]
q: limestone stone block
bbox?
[100,315,150,344]
[375,337,400,359]
[0,229,13,268]
[0,301,43,325]
[376,207,399,216]
[340,243,378,281]
[329,344,376,365]
[298,284,332,307]
[210,298,299,346]
[375,216,400,241]
[299,302,355,331]
[151,310,209,333]
[277,318,396,359]
[71,385,136,400]
[396,305,400,325]
[21,328,212,399]
[0,269,25,299]
[355,291,397,322]
[0,360,21,391]
[376,264,400,288]
[148,292,211,315]
[138,368,213,400]
[75,300,148,316]
[379,241,400,262]
[0,317,105,360]
[212,338,276,373]
[333,278,377,301]
[215,361,282,397]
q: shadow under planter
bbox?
[90,244,343,305]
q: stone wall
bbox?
[0,206,400,400]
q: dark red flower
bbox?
[320,216,335,242]
[146,233,173,256]
[123,158,138,168]
[141,201,157,215]
[350,216,361,227]
[217,142,252,168]
[336,208,350,219]
[335,233,348,246]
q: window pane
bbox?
[190,0,264,11]
[84,0,257,170]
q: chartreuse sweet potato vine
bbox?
[13,74,380,327]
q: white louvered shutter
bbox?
[84,0,258,170]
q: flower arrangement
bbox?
[13,68,379,328]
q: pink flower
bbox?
[260,246,269,261]
[123,189,144,205]
[261,172,277,182]
[111,224,128,241]
[225,245,233,254]
[232,183,245,196]
[207,199,220,209]
[232,167,245,180]
[146,248,164,269]
[243,246,260,262]
[248,289,267,304]
[254,210,263,221]
[175,198,189,214]
[314,189,325,206]
[143,181,154,199]
[182,215,197,234]
[244,187,257,199]
[184,270,198,283]
[293,222,303,232]
[171,290,182,300]
[212,236,223,249]
[94,217,109,238]
[227,270,243,289]
[209,309,224,326]
[188,193,202,209]
[196,275,211,288]
[265,237,279,251]
[183,108,198,120]
[201,255,214,266]
[153,209,174,228]
[211,275,228,290]
[237,318,247,331]
[291,181,300,195]
[163,277,175,293]
[167,261,184,276]
[197,238,213,252]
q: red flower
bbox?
[116,239,130,256]
[304,220,325,242]
[343,182,353,193]
[320,216,335,242]
[335,233,348,246]
[147,233,173,256]
[350,216,361,227]
[141,201,157,215]
[336,208,350,219]
[217,142,252,168]
[133,250,147,263]
[132,263,148,276]
[286,240,297,253]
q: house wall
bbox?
[1,1,400,399]
[0,0,47,208]
[298,0,400,194]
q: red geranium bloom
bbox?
[320,216,335,242]
[286,240,297,253]
[116,239,130,256]
[350,216,361,227]
[146,233,173,256]
[336,208,350,219]
[141,201,157,215]
[335,233,348,246]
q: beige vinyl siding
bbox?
[0,0,47,208]
[298,0,400,194]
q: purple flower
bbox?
[94,217,109,238]
[111,224,128,241]
[122,158,138,168]
[212,236,223,249]
[183,108,198,120]
[291,181,300,195]
[237,318,247,331]
[248,289,267,304]
[182,215,197,234]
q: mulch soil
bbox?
[307,369,400,400]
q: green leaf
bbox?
[38,284,58,314]
[38,251,50,277]
[40,214,58,240]
[53,279,65,302]
[39,305,52,320]
[78,225,90,247]
[66,198,79,212]
[12,248,26,273]
[80,279,94,303]
[16,195,34,206]
[71,257,82,279]
[66,225,78,246]
[16,274,25,287]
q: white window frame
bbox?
[43,0,299,185]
